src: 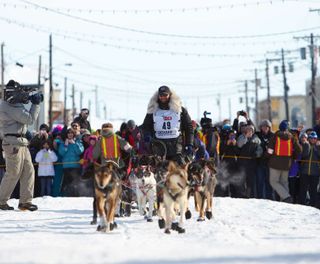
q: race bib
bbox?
[153,109,180,139]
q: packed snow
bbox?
[0,197,319,264]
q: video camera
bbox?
[3,80,43,104]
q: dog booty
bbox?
[206,211,213,220]
[177,226,186,234]
[171,222,179,231]
[185,210,192,220]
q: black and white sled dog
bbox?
[132,155,157,222]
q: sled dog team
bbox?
[93,156,217,234]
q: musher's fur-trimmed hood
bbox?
[147,90,182,114]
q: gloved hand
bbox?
[185,144,193,156]
[130,149,136,158]
[30,93,43,105]
[144,133,152,143]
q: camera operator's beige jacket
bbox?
[0,100,40,146]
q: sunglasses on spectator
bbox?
[159,93,169,97]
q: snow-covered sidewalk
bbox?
[0,197,319,264]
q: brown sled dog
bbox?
[188,160,217,221]
[94,161,122,232]
[163,161,189,234]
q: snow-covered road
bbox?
[0,197,319,264]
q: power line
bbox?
[0,13,299,47]
[5,0,320,15]
[0,16,268,58]
[17,0,320,39]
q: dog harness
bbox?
[94,172,120,197]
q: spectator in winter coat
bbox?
[0,139,5,184]
[255,119,274,200]
[51,127,64,197]
[73,108,91,132]
[191,120,209,161]
[58,128,84,196]
[35,140,58,196]
[237,125,263,198]
[299,131,320,207]
[29,123,52,197]
[199,114,220,164]
[313,118,320,139]
[142,86,194,165]
[232,110,255,135]
[267,120,302,203]
[288,131,304,204]
[219,130,243,198]
[82,136,97,170]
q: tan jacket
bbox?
[0,101,40,146]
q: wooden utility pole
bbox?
[35,55,42,130]
[72,84,75,118]
[294,33,320,126]
[1,42,4,99]
[80,91,83,110]
[64,77,67,123]
[245,80,249,114]
[49,34,53,128]
[281,48,289,121]
[265,59,272,122]
[254,68,259,126]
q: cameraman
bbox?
[0,80,42,211]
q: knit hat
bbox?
[299,132,308,139]
[39,123,50,133]
[89,135,97,141]
[308,131,318,139]
[158,85,171,95]
[259,119,272,128]
[279,120,289,131]
[246,125,255,133]
[127,120,136,129]
[222,124,231,131]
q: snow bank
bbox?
[0,197,319,264]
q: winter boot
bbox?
[125,204,131,217]
[283,196,293,204]
[18,203,38,211]
[158,219,165,229]
[0,203,14,210]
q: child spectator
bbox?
[35,140,58,196]
[82,135,97,170]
